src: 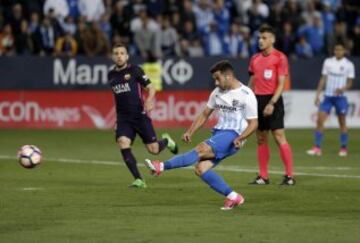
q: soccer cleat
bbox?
[144,159,163,176]
[249,176,270,185]
[279,175,296,186]
[162,133,178,154]
[129,179,147,188]
[338,148,348,157]
[220,194,245,211]
[306,146,322,156]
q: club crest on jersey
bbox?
[232,99,239,107]
[264,69,273,80]
[124,74,131,80]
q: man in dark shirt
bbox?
[108,43,178,188]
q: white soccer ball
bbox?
[17,145,42,169]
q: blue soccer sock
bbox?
[340,132,348,148]
[200,170,233,197]
[314,131,323,148]
[164,150,199,170]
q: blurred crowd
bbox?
[0,0,359,59]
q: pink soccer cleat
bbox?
[144,159,163,176]
[220,194,245,211]
[306,146,322,156]
[338,148,348,157]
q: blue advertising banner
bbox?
[0,56,359,90]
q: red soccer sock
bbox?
[257,144,270,179]
[279,143,294,177]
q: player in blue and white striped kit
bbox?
[145,60,258,210]
[307,42,355,156]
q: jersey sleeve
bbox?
[347,61,355,79]
[277,53,289,76]
[245,91,258,119]
[321,59,329,76]
[134,66,151,87]
[207,89,217,109]
[248,56,254,76]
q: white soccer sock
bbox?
[226,191,238,200]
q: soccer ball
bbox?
[17,145,42,169]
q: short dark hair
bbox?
[210,60,234,74]
[112,43,128,52]
[259,25,276,36]
[334,41,346,48]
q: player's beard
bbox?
[116,62,127,70]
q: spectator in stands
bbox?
[15,20,33,55]
[193,0,214,34]
[110,1,131,43]
[8,4,26,40]
[44,0,69,21]
[147,0,166,18]
[247,0,268,33]
[323,0,341,11]
[28,12,40,34]
[186,38,205,57]
[0,24,15,56]
[39,17,57,55]
[99,14,112,41]
[281,0,302,30]
[74,17,86,55]
[276,22,296,57]
[55,31,78,57]
[66,0,80,19]
[295,36,313,58]
[233,0,252,24]
[327,21,349,54]
[132,9,160,59]
[301,0,321,25]
[130,8,158,33]
[78,0,105,22]
[267,1,283,28]
[180,0,196,28]
[46,8,65,37]
[82,21,109,56]
[159,15,180,57]
[322,1,336,54]
[298,14,325,55]
[203,22,228,56]
[61,16,77,35]
[213,0,231,35]
[351,19,360,56]
[225,22,244,58]
[238,26,253,58]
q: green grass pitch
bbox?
[1,128,360,243]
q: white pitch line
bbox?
[21,187,43,191]
[1,155,360,179]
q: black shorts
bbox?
[256,95,284,131]
[115,113,157,144]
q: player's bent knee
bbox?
[194,161,212,176]
[117,136,131,149]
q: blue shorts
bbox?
[205,129,240,165]
[319,96,348,115]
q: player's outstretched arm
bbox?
[233,118,258,148]
[183,106,214,143]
